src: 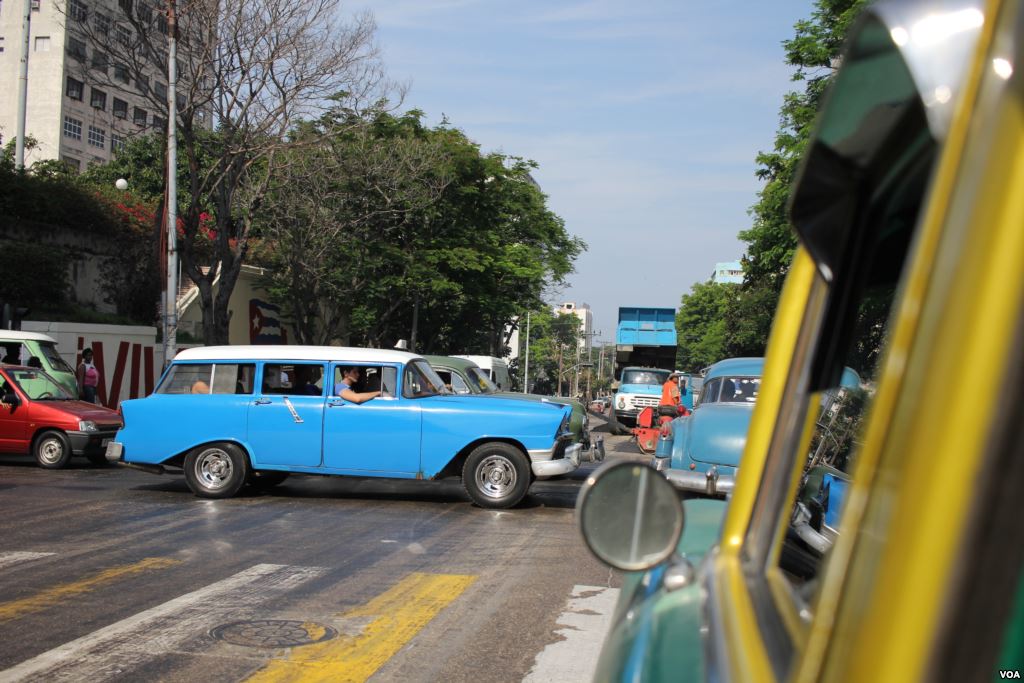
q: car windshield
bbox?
[403,360,448,398]
[622,370,670,386]
[4,368,74,400]
[467,366,498,394]
[712,376,760,404]
[39,343,74,374]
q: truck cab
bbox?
[612,366,670,427]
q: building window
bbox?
[116,25,131,47]
[65,76,84,101]
[31,0,41,10]
[136,75,150,95]
[91,49,107,72]
[33,36,50,51]
[114,62,130,84]
[112,97,128,118]
[157,13,168,34]
[87,126,106,149]
[0,38,4,54]
[176,93,186,110]
[63,116,83,141]
[60,155,81,172]
[111,134,126,153]
[68,0,87,21]
[154,81,167,99]
[67,36,86,60]
[90,88,107,110]
[93,13,110,37]
[152,116,166,131]
[133,107,147,126]
[118,0,132,13]
[136,2,152,23]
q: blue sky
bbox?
[346,0,815,338]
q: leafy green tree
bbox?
[72,0,393,344]
[742,0,867,292]
[517,308,582,396]
[676,282,735,372]
[727,0,868,357]
[260,110,583,352]
[260,110,454,345]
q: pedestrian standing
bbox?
[77,348,100,404]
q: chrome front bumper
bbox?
[104,440,124,463]
[657,464,736,497]
[530,442,582,478]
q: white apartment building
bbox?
[554,301,593,352]
[0,0,203,170]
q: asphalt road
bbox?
[0,413,644,683]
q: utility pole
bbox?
[522,311,530,394]
[14,0,32,169]
[162,0,179,367]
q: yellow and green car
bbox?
[579,0,1024,679]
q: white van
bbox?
[454,355,511,391]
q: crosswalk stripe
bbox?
[0,557,180,623]
[0,552,55,570]
[247,572,477,683]
[522,585,621,683]
[0,563,327,683]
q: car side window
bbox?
[701,378,721,404]
[210,364,255,394]
[331,365,397,399]
[448,371,471,394]
[263,363,324,396]
[158,364,213,394]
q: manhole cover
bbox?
[210,620,337,648]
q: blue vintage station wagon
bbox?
[106,346,580,508]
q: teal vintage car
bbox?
[423,355,603,462]
[653,358,859,496]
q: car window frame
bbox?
[329,362,399,400]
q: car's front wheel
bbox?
[34,430,72,469]
[462,442,531,509]
[184,442,250,499]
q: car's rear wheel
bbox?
[462,442,531,509]
[184,442,250,499]
[249,470,289,490]
[34,430,72,469]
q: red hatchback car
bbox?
[0,365,122,468]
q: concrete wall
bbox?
[177,266,291,346]
[21,320,162,407]
[0,218,119,313]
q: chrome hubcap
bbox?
[196,448,233,490]
[476,455,516,498]
[39,438,63,465]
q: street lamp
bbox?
[115,178,129,191]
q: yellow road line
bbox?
[248,572,477,683]
[0,557,181,623]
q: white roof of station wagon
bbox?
[174,345,421,365]
[0,330,59,343]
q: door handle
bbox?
[327,400,345,408]
[254,398,271,405]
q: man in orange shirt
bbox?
[660,372,682,409]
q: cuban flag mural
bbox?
[249,299,289,344]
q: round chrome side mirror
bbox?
[577,460,685,571]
